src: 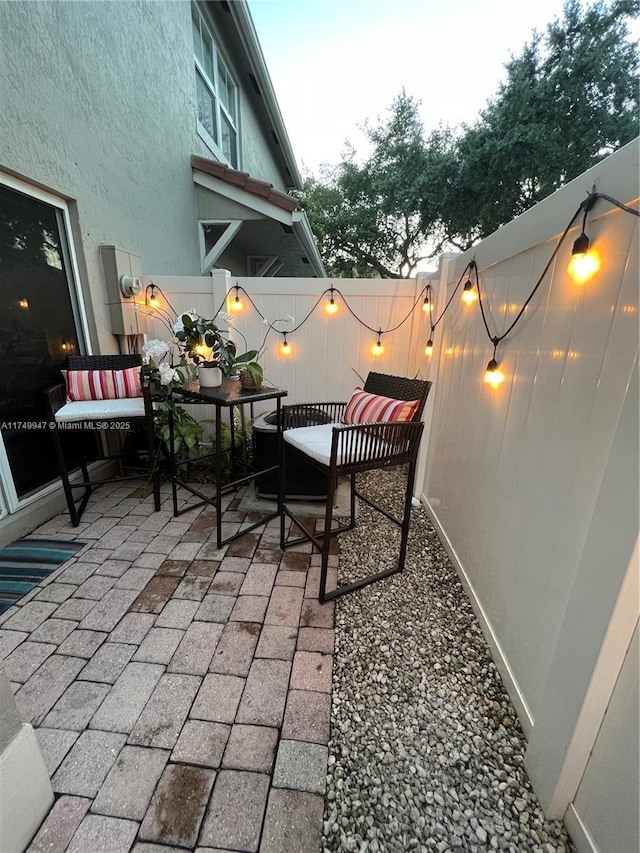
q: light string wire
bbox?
[142,192,637,363]
[429,261,474,335]
[474,191,639,358]
[227,282,431,342]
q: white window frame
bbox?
[192,3,240,168]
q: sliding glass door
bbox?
[0,177,90,509]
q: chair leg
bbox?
[349,472,357,529]
[398,457,419,572]
[279,434,287,550]
[51,426,90,527]
[318,472,338,605]
[145,409,161,512]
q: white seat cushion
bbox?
[55,398,147,422]
[284,422,391,467]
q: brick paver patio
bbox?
[0,480,338,853]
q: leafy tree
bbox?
[300,92,431,278]
[302,0,638,269]
[422,0,639,245]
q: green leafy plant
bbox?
[174,311,259,379]
[153,402,203,462]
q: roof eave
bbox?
[228,0,303,190]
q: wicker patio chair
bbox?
[279,372,431,602]
[44,354,160,526]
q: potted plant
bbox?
[174,311,264,388]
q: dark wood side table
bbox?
[169,379,287,548]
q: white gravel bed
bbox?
[323,469,575,853]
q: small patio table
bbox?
[169,379,287,547]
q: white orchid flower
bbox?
[284,314,295,324]
[216,311,233,326]
[158,362,179,386]
[142,339,170,364]
[173,310,199,334]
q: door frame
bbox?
[0,171,93,513]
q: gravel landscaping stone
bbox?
[323,468,574,853]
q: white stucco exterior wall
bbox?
[0,0,294,352]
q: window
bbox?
[192,4,239,168]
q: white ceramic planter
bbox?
[198,364,222,388]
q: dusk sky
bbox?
[248,0,573,176]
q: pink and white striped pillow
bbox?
[63,368,142,401]
[112,367,142,398]
[342,387,419,425]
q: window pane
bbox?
[217,57,236,123]
[196,72,217,140]
[202,28,214,82]
[221,113,237,168]
[191,6,202,64]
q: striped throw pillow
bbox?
[63,368,142,401]
[342,387,419,425]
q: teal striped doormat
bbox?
[0,538,85,615]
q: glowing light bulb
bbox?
[567,239,600,283]
[280,338,292,356]
[462,281,477,305]
[425,339,433,357]
[423,297,432,312]
[149,295,160,309]
[326,298,338,315]
[484,358,505,388]
[194,343,207,356]
[18,298,29,309]
[231,293,243,312]
[61,338,70,351]
[372,340,384,357]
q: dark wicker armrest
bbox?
[282,402,347,430]
[43,383,67,418]
[331,420,424,468]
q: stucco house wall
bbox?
[0,0,294,352]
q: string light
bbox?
[194,339,208,357]
[61,338,70,351]
[146,283,160,309]
[280,334,292,356]
[146,188,635,388]
[484,358,505,388]
[18,298,29,309]
[231,286,243,312]
[462,277,478,306]
[567,232,600,283]
[567,192,601,284]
